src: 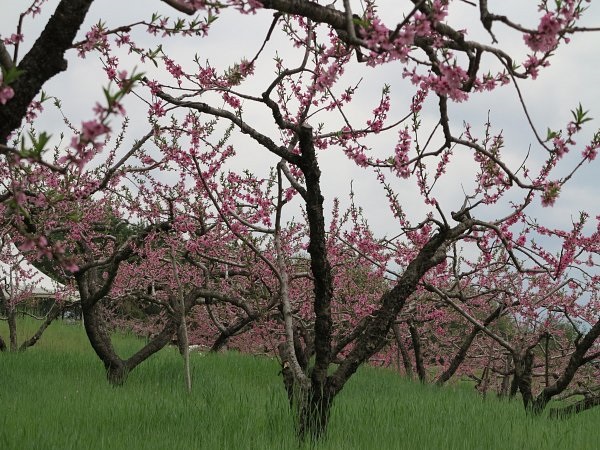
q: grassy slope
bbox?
[1,320,598,450]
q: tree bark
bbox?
[82,298,179,385]
[295,386,333,441]
[82,301,128,384]
[393,323,413,379]
[478,360,492,396]
[177,314,191,392]
[8,308,17,352]
[279,347,333,441]
[123,316,178,371]
[513,350,534,410]
[408,321,427,382]
[259,0,347,33]
[497,354,512,398]
[544,333,550,387]
[297,124,334,394]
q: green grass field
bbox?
[1,319,598,449]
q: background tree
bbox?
[0,227,72,352]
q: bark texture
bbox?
[409,321,427,382]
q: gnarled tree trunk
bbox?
[82,302,129,384]
[82,300,180,385]
[279,342,333,440]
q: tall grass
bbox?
[1,319,598,449]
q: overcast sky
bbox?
[2,0,600,283]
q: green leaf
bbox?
[34,132,52,154]
[206,12,219,25]
[18,131,52,158]
[352,16,370,29]
[2,66,25,85]
[546,128,559,141]
[571,103,593,126]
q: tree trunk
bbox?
[82,301,180,385]
[297,124,334,391]
[8,308,17,352]
[82,303,128,385]
[478,365,491,396]
[294,386,333,441]
[393,323,413,379]
[513,350,534,410]
[279,338,332,440]
[544,333,550,387]
[177,316,192,393]
[497,354,512,398]
[106,360,129,385]
[408,321,427,382]
[509,372,519,398]
[281,374,333,441]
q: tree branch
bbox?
[0,0,95,143]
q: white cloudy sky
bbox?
[1,0,600,246]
